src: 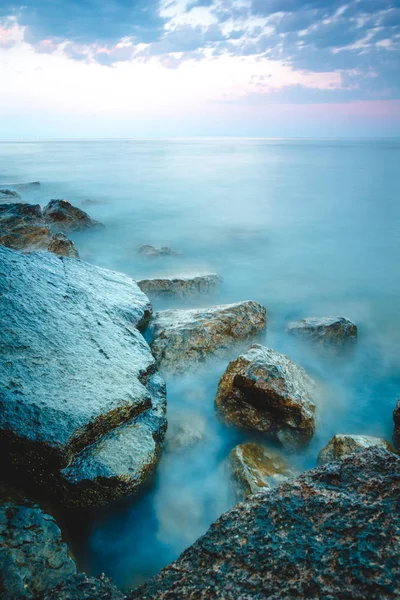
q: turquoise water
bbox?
[1,138,400,589]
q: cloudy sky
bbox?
[1,0,399,138]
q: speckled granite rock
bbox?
[286,316,357,348]
[0,502,76,599]
[129,448,400,600]
[137,274,222,299]
[150,301,267,374]
[43,199,104,233]
[228,443,293,500]
[0,247,166,507]
[318,433,393,465]
[215,345,316,451]
[35,574,124,600]
[138,245,180,258]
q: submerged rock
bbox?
[166,412,207,452]
[130,448,400,600]
[36,574,124,600]
[286,316,357,348]
[228,443,293,500]
[47,233,80,259]
[0,189,21,202]
[150,301,267,374]
[0,247,166,507]
[215,345,316,451]
[43,199,104,233]
[0,501,76,599]
[138,244,180,258]
[318,433,393,465]
[394,400,400,451]
[137,274,222,299]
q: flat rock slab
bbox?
[149,301,267,374]
[215,344,316,450]
[0,501,76,599]
[130,448,400,600]
[0,247,166,506]
[137,274,222,299]
[286,316,357,348]
[318,433,393,465]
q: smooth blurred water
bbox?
[1,138,400,589]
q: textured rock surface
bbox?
[286,316,357,348]
[35,574,124,600]
[0,247,166,506]
[318,433,393,465]
[150,301,267,374]
[137,274,222,299]
[43,199,103,233]
[130,449,400,600]
[138,245,180,258]
[47,232,79,259]
[228,442,293,500]
[0,502,76,599]
[215,345,316,450]
[393,400,400,451]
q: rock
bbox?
[0,501,76,599]
[286,316,357,348]
[137,274,222,299]
[129,448,400,600]
[228,443,293,500]
[43,199,104,233]
[1,181,40,191]
[393,400,400,451]
[47,233,80,259]
[318,434,393,465]
[0,189,21,203]
[35,573,124,600]
[0,247,166,507]
[166,412,207,452]
[215,345,316,451]
[138,245,180,258]
[150,301,267,374]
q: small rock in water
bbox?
[0,500,76,599]
[0,189,21,202]
[393,400,400,451]
[138,244,181,258]
[318,434,393,465]
[47,232,80,259]
[43,199,104,233]
[215,344,316,451]
[149,301,267,374]
[137,273,222,299]
[166,412,207,452]
[228,442,293,500]
[286,316,357,348]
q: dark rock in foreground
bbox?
[0,247,166,507]
[43,199,104,233]
[138,245,180,258]
[130,449,400,600]
[35,574,124,600]
[286,316,357,348]
[0,501,76,599]
[137,273,222,299]
[150,301,267,374]
[393,399,400,451]
[215,345,316,450]
[318,433,393,465]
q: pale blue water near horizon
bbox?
[1,138,400,590]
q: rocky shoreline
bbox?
[0,183,399,598]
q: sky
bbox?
[0,0,399,138]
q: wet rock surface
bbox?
[137,273,222,299]
[130,448,400,600]
[0,501,76,599]
[393,400,400,451]
[286,316,357,348]
[138,245,180,258]
[0,247,166,507]
[215,344,316,450]
[43,199,104,233]
[149,301,267,374]
[228,442,293,500]
[47,232,80,258]
[318,433,393,465]
[35,573,124,600]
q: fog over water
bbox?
[1,138,400,589]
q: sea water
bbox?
[1,138,399,589]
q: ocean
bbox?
[1,138,400,589]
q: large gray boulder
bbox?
[150,301,267,374]
[43,199,103,233]
[129,448,400,600]
[0,247,166,507]
[215,345,316,450]
[318,434,393,465]
[137,274,222,299]
[0,501,76,599]
[286,316,357,348]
